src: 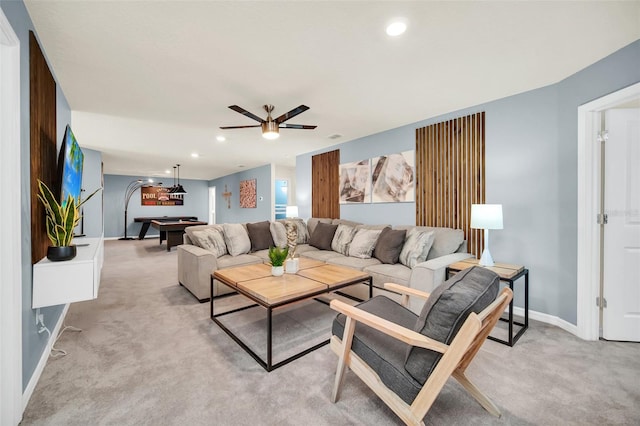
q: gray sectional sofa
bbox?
[177,218,472,311]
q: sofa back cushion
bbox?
[394,226,464,260]
[404,266,499,384]
[222,223,251,256]
[309,222,338,250]
[373,227,406,264]
[307,218,333,237]
[246,221,275,252]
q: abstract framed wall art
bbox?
[239,178,257,208]
[371,150,415,203]
[339,159,371,204]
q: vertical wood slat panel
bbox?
[30,31,58,264]
[311,149,339,219]
[415,112,485,258]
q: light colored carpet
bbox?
[21,239,640,425]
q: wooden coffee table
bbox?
[211,261,372,371]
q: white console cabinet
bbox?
[32,237,104,309]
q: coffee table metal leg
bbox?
[267,307,273,371]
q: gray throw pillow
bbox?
[331,224,357,255]
[398,228,435,268]
[246,221,274,252]
[373,227,406,264]
[191,227,227,258]
[270,221,287,248]
[309,222,338,250]
[404,266,499,384]
[222,223,251,256]
[348,228,382,259]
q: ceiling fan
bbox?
[220,104,317,140]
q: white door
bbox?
[209,186,216,224]
[602,108,640,341]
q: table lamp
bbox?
[471,204,503,267]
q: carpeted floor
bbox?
[21,239,640,425]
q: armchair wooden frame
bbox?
[330,283,513,426]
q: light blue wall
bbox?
[1,0,70,391]
[102,174,209,238]
[208,164,273,224]
[297,40,640,325]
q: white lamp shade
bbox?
[471,204,503,230]
[285,205,299,218]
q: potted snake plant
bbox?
[37,179,100,261]
[268,246,289,276]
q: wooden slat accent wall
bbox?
[311,150,339,219]
[30,31,58,263]
[416,112,485,258]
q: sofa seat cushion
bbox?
[332,296,422,405]
[251,249,271,263]
[327,255,381,271]
[292,244,318,255]
[300,250,343,262]
[217,253,263,269]
[363,263,411,287]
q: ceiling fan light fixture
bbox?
[262,121,280,140]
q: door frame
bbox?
[577,82,640,340]
[0,8,24,425]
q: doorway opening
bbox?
[577,82,640,341]
[274,179,288,219]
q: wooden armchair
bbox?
[329,266,513,426]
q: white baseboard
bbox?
[512,306,578,336]
[22,304,69,412]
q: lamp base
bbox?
[118,237,135,241]
[478,248,495,267]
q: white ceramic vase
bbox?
[271,266,284,277]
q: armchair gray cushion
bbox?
[404,266,499,384]
[332,296,423,404]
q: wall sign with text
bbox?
[141,186,184,206]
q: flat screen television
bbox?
[57,125,84,208]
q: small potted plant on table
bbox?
[268,246,289,276]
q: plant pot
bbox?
[47,245,77,262]
[271,266,284,277]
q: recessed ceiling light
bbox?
[238,165,245,168]
[216,135,226,142]
[386,18,407,36]
[191,153,199,158]
[165,169,171,174]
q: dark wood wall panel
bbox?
[416,112,485,257]
[311,149,339,219]
[30,31,58,263]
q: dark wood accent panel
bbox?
[311,150,339,219]
[416,112,485,258]
[30,31,58,263]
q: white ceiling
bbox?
[24,1,640,181]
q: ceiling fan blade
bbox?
[219,125,261,129]
[280,124,317,129]
[228,105,264,123]
[275,105,310,124]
